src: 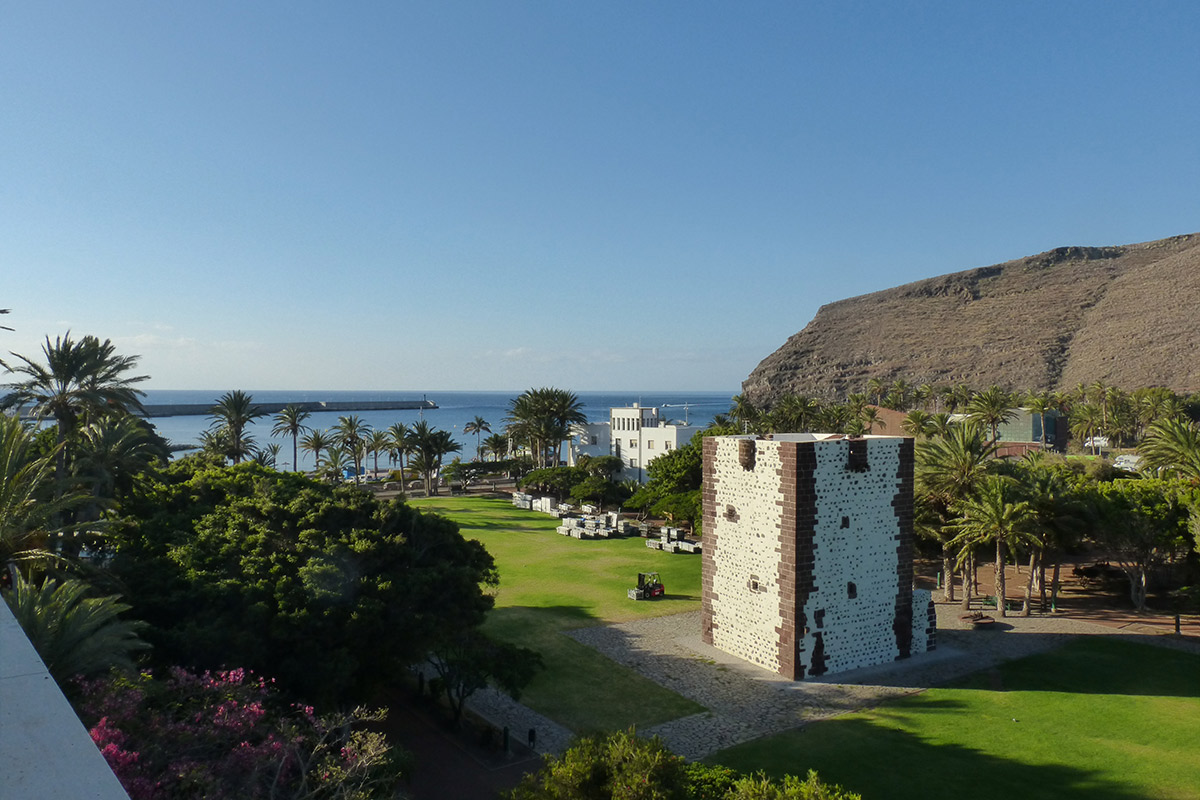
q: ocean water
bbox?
[144,389,737,472]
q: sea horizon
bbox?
[145,388,739,471]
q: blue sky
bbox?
[2,2,1197,392]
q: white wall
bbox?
[707,438,787,673]
[800,438,903,675]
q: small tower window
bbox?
[847,582,857,599]
[840,516,850,529]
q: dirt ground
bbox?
[914,554,1200,637]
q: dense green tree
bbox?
[427,629,542,727]
[208,390,266,464]
[110,460,498,703]
[1090,478,1192,611]
[521,466,587,502]
[72,415,169,519]
[507,729,858,800]
[270,404,311,472]
[627,437,704,521]
[866,377,884,406]
[1024,391,1055,450]
[773,395,820,432]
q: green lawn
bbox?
[410,495,705,732]
[710,637,1200,800]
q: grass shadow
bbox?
[714,716,1158,800]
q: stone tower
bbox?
[701,434,935,680]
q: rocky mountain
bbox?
[742,233,1200,406]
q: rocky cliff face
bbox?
[742,234,1200,406]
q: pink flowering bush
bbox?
[76,667,408,800]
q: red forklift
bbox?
[628,572,665,600]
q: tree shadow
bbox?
[713,716,1156,800]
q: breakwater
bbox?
[138,399,437,418]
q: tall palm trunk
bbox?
[942,545,956,603]
[996,539,1008,618]
[1022,551,1037,617]
[961,552,974,610]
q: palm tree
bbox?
[271,404,311,472]
[463,416,491,461]
[845,393,869,420]
[817,403,853,434]
[1019,464,1087,613]
[320,447,348,483]
[967,386,1017,444]
[407,420,462,495]
[300,428,334,471]
[775,395,820,432]
[1024,391,1055,450]
[916,422,998,603]
[386,423,410,476]
[866,378,885,406]
[208,390,266,464]
[1,415,81,578]
[928,412,955,438]
[1139,418,1200,483]
[901,410,934,438]
[916,383,935,411]
[948,384,974,413]
[482,432,508,462]
[728,394,761,435]
[366,430,392,479]
[885,379,911,411]
[861,406,885,434]
[1,333,148,484]
[947,475,1039,618]
[252,442,281,468]
[1070,403,1105,455]
[4,573,150,684]
[506,388,586,468]
[72,415,169,513]
[334,415,370,480]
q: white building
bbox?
[570,404,701,483]
[701,434,935,680]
